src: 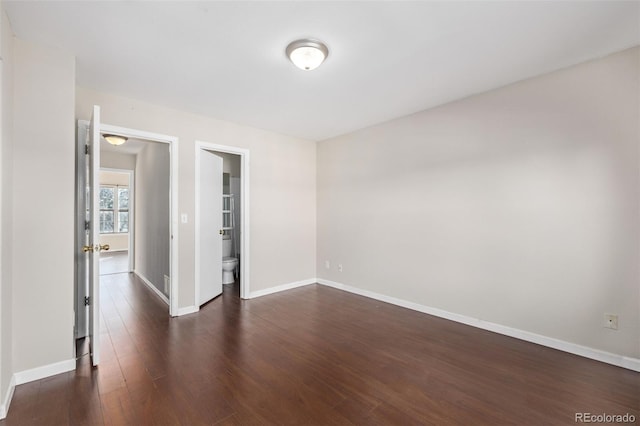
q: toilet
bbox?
[222,236,238,285]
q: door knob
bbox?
[219,230,224,235]
[82,245,94,253]
[100,244,110,251]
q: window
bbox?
[117,187,129,232]
[99,185,129,233]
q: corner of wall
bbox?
[11,30,76,374]
[314,48,640,361]
[13,359,75,386]
[0,0,15,416]
[316,279,640,372]
[248,278,316,299]
[0,374,15,419]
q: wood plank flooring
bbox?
[99,251,129,275]
[1,273,638,425]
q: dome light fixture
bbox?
[103,134,128,146]
[286,39,329,71]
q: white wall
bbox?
[0,4,13,409]
[134,142,170,296]
[12,39,75,372]
[100,170,129,186]
[317,47,640,359]
[76,88,317,307]
[101,151,136,170]
[100,234,128,253]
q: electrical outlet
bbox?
[325,260,330,269]
[338,264,343,272]
[604,314,618,330]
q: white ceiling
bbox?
[5,1,639,141]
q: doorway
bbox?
[195,141,250,305]
[98,168,133,276]
[75,118,180,352]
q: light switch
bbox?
[181,214,188,224]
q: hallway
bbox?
[0,274,637,425]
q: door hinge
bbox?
[84,296,91,306]
[85,220,90,230]
[85,145,89,155]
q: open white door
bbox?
[199,150,223,305]
[87,106,102,366]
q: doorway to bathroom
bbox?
[195,141,250,306]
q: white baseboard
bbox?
[134,271,169,305]
[176,306,199,316]
[317,279,640,372]
[14,358,76,386]
[0,375,15,419]
[249,278,315,299]
[179,277,315,314]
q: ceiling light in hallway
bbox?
[103,134,128,146]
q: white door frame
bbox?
[75,121,88,338]
[100,167,135,271]
[195,141,251,301]
[77,120,180,317]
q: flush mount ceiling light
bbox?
[103,134,128,146]
[286,39,329,71]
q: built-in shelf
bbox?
[223,194,234,230]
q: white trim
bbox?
[0,375,15,419]
[193,145,204,307]
[0,55,2,418]
[249,278,315,299]
[169,134,179,316]
[81,121,180,317]
[75,120,90,340]
[194,141,251,306]
[317,279,640,372]
[177,306,199,316]
[134,271,169,305]
[13,359,76,385]
[129,170,134,271]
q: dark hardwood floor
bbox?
[1,273,638,425]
